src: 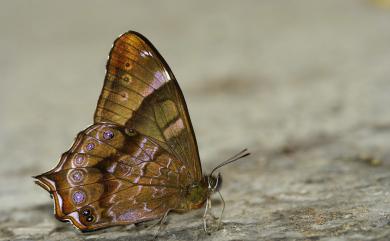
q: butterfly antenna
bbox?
[210,148,250,177]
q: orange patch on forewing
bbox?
[163,118,184,139]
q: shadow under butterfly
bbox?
[34,31,250,234]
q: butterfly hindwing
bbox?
[94,31,202,181]
[35,123,187,231]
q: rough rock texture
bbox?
[1,1,390,240]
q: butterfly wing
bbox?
[35,123,191,231]
[35,32,205,231]
[94,31,202,181]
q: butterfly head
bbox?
[206,173,222,193]
[207,148,250,194]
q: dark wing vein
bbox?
[60,184,178,216]
[81,133,186,177]
[101,88,156,122]
[95,106,129,121]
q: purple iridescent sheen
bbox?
[86,143,95,151]
[71,170,83,182]
[74,156,84,166]
[72,191,85,204]
[103,130,114,140]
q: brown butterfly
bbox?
[34,31,249,233]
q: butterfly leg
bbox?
[203,198,212,234]
[203,192,225,234]
[216,190,225,230]
[153,209,172,240]
[134,220,156,229]
[206,198,219,221]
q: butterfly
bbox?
[34,31,249,233]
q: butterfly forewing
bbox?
[94,31,202,181]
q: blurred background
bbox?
[1,1,390,240]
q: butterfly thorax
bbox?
[176,177,208,211]
[178,174,222,211]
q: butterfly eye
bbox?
[103,130,114,140]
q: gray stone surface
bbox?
[1,0,390,240]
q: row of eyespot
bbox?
[84,128,136,152]
[70,128,137,209]
[69,130,116,208]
